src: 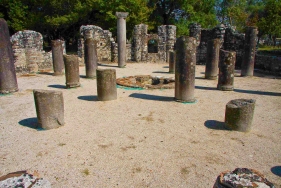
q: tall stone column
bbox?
[51,40,64,76]
[0,18,18,94]
[84,38,98,78]
[205,39,220,79]
[96,69,117,101]
[169,51,175,73]
[116,12,128,68]
[241,27,258,77]
[217,50,236,91]
[175,36,197,103]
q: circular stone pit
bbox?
[116,75,175,89]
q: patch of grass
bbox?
[82,168,90,175]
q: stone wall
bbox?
[255,55,281,75]
[78,25,114,64]
[11,30,46,73]
[131,24,176,63]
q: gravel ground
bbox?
[0,63,280,187]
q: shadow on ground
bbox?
[77,95,98,101]
[195,85,281,96]
[271,166,281,177]
[129,93,174,101]
[152,71,173,74]
[48,84,66,89]
[98,63,118,68]
[38,72,53,76]
[204,120,230,131]
[18,117,44,130]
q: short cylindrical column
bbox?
[96,69,117,101]
[51,40,64,76]
[116,12,129,68]
[205,39,220,79]
[241,27,258,77]
[217,50,236,91]
[175,36,196,103]
[84,38,98,78]
[225,99,256,132]
[0,18,18,94]
[33,89,64,130]
[63,55,80,88]
[169,51,175,73]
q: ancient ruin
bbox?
[175,36,197,103]
[0,18,18,94]
[84,38,98,78]
[116,12,129,67]
[96,69,117,101]
[64,55,80,88]
[51,40,64,76]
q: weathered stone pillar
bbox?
[51,40,64,76]
[96,69,117,101]
[169,51,175,73]
[217,50,236,91]
[175,37,196,103]
[205,39,220,79]
[33,89,64,130]
[84,38,98,78]
[116,12,128,68]
[241,26,258,77]
[0,18,18,94]
[63,55,80,88]
[225,99,256,132]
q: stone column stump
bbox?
[169,51,175,73]
[241,27,258,77]
[51,40,64,76]
[84,38,98,78]
[116,12,129,68]
[96,69,117,101]
[63,55,80,88]
[225,99,256,132]
[175,36,196,103]
[33,89,64,130]
[0,18,18,94]
[205,39,220,80]
[217,50,236,91]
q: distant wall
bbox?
[255,55,281,75]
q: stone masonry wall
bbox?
[11,30,45,73]
[78,25,114,64]
[255,55,281,75]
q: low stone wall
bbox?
[255,54,281,75]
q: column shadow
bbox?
[271,166,281,177]
[18,117,44,131]
[129,93,174,101]
[152,71,173,74]
[195,86,217,90]
[77,95,98,101]
[48,84,66,89]
[204,120,230,131]
[98,63,118,68]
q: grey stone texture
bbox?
[205,39,220,79]
[63,55,80,88]
[84,38,98,78]
[241,26,258,76]
[169,51,176,73]
[0,18,18,94]
[217,49,236,91]
[116,12,129,67]
[96,69,117,101]
[78,25,115,64]
[51,39,64,76]
[225,99,256,132]
[175,36,197,103]
[33,89,64,130]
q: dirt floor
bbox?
[0,63,281,187]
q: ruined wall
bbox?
[255,55,281,75]
[132,24,148,62]
[78,25,114,63]
[157,25,176,62]
[11,30,46,73]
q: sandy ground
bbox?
[0,63,281,188]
